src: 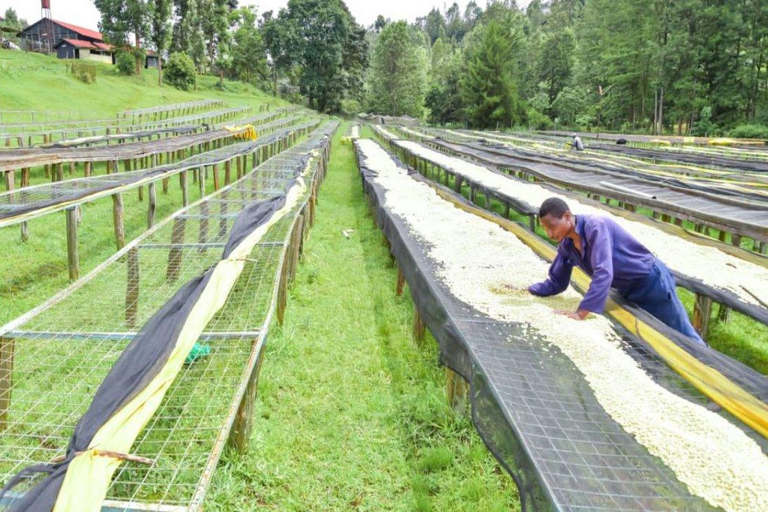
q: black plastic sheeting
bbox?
[0,121,319,224]
[356,141,768,511]
[427,138,768,240]
[0,173,300,511]
[589,144,768,173]
[391,138,768,329]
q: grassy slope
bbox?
[0,49,288,324]
[207,126,519,511]
[0,49,284,114]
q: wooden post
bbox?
[412,305,426,344]
[0,336,14,431]
[66,207,80,281]
[3,171,14,192]
[138,185,144,202]
[124,159,132,172]
[54,163,64,182]
[199,200,209,248]
[225,160,232,185]
[84,161,92,177]
[147,183,157,229]
[445,367,468,413]
[180,170,189,206]
[112,193,126,250]
[717,303,732,324]
[396,267,406,296]
[693,294,713,340]
[213,164,220,191]
[166,217,187,282]
[125,247,140,329]
[198,168,206,198]
[21,168,30,188]
[227,341,265,452]
[162,177,169,194]
[277,251,290,326]
[732,233,742,248]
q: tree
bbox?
[171,0,206,70]
[424,8,446,44]
[366,21,427,117]
[148,0,172,85]
[263,0,368,113]
[199,0,232,76]
[94,0,150,74]
[374,15,387,33]
[461,12,525,129]
[229,7,269,86]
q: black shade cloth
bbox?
[356,140,768,511]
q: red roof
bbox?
[53,19,103,41]
[57,38,113,52]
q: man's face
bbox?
[540,212,574,242]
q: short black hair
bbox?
[539,197,570,219]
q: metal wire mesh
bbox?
[0,121,338,510]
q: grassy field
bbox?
[0,49,285,115]
[0,54,519,509]
[207,125,518,511]
[0,48,288,324]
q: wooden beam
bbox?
[112,193,126,250]
[166,218,187,282]
[3,170,14,192]
[445,367,468,413]
[396,267,406,296]
[0,336,14,431]
[181,170,189,206]
[693,293,713,340]
[66,207,80,281]
[147,183,157,229]
[227,341,265,453]
[125,247,140,329]
[412,305,426,344]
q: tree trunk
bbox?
[658,86,664,135]
[158,54,163,87]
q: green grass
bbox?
[0,49,285,115]
[206,125,519,511]
[0,49,288,323]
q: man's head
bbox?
[538,197,575,242]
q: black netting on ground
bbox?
[356,141,768,511]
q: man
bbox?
[528,197,705,345]
[570,135,584,151]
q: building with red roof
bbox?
[18,17,159,68]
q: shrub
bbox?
[165,52,197,91]
[526,108,553,130]
[729,124,768,140]
[71,62,96,84]
[115,51,136,75]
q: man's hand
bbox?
[555,309,590,320]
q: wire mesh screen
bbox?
[0,121,337,510]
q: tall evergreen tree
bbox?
[94,0,150,74]
[461,13,525,128]
[148,0,172,85]
[366,21,427,117]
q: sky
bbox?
[0,0,525,31]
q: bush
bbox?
[115,51,135,76]
[165,52,197,91]
[70,62,96,84]
[729,124,768,140]
[526,108,553,130]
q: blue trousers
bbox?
[620,261,706,346]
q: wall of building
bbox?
[85,51,112,64]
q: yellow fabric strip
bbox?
[53,155,316,511]
[429,185,768,440]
